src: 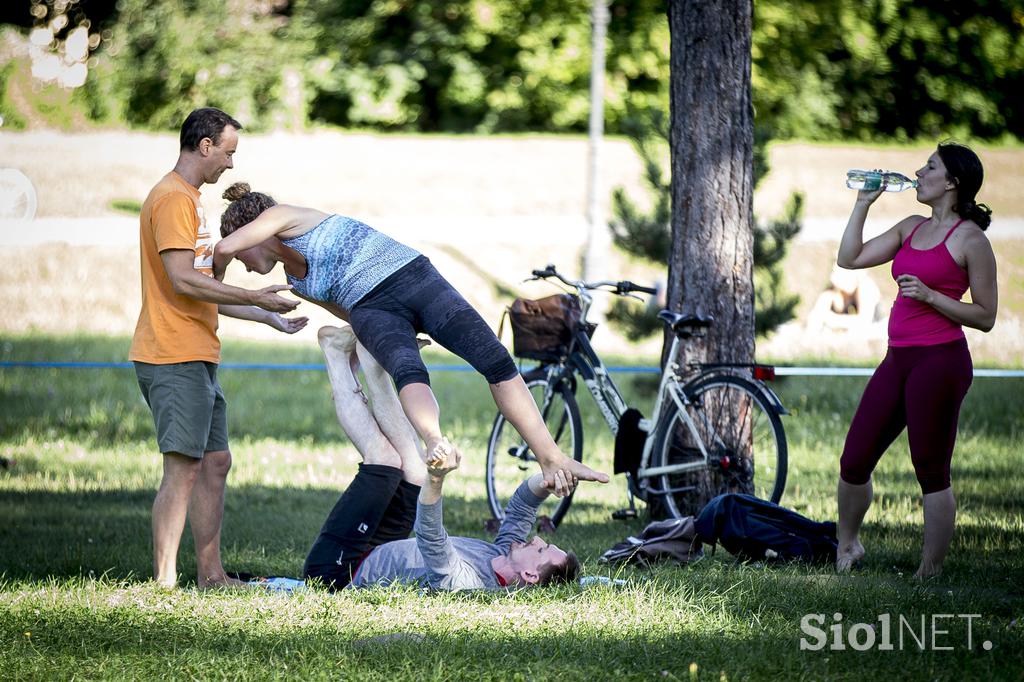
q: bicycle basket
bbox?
[507,294,582,360]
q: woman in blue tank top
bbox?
[213,182,608,496]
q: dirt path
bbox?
[2,131,1021,227]
[1,131,1020,363]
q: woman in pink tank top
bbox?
[832,143,997,578]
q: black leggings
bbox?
[839,338,973,494]
[302,464,419,590]
[348,256,519,391]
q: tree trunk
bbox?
[661,0,755,516]
[666,0,754,363]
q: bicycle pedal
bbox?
[612,508,638,520]
[483,518,501,535]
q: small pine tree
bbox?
[607,107,800,340]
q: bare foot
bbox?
[913,562,943,579]
[197,575,250,591]
[835,540,865,573]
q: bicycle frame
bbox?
[542,305,785,497]
[516,265,787,509]
[538,295,697,481]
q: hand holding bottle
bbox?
[851,169,886,206]
[847,169,917,192]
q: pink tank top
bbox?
[888,218,969,347]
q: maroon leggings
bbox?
[840,338,972,494]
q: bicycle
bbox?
[485,264,788,527]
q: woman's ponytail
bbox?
[958,200,992,231]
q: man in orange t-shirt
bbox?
[130,107,308,589]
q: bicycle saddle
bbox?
[657,310,714,336]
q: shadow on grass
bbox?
[0,366,498,447]
[0,485,616,583]
[1,581,1017,681]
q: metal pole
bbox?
[583,0,611,299]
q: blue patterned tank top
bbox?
[281,214,420,311]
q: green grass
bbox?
[2,334,1022,680]
[108,199,143,215]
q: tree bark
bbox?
[660,0,756,516]
[666,0,755,367]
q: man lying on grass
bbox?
[303,326,579,591]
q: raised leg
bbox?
[396,382,459,471]
[489,374,608,494]
[318,326,402,469]
[355,339,428,486]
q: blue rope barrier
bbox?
[1,361,1021,377]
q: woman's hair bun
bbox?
[222,182,251,202]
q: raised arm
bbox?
[213,204,316,279]
[837,189,917,270]
[161,249,299,313]
[413,449,486,589]
[492,474,550,550]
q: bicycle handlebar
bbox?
[530,264,657,296]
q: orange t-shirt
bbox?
[129,171,220,364]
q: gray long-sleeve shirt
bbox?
[349,480,543,591]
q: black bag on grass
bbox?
[694,493,838,563]
[599,516,703,566]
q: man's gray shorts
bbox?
[134,361,229,459]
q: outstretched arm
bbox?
[492,474,550,550]
[161,249,299,313]
[413,449,486,589]
[218,304,308,334]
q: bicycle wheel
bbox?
[485,367,583,527]
[650,374,786,519]
[0,169,37,221]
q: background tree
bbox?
[3,1,1021,139]
[661,0,756,515]
[606,109,798,341]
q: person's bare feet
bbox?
[835,539,865,573]
[197,575,250,591]
[913,561,943,579]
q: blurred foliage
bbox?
[607,106,801,341]
[752,0,1024,142]
[81,0,316,131]
[294,0,668,132]
[751,193,802,336]
[3,0,1019,138]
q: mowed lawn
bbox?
[1,334,1022,681]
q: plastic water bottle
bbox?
[579,576,627,587]
[846,170,917,192]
